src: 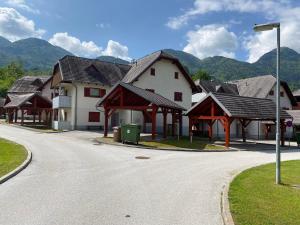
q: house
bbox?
[4,76,52,125]
[50,55,131,130]
[193,75,297,139]
[293,89,300,110]
[51,51,197,135]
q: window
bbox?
[146,89,155,93]
[90,88,100,97]
[89,112,100,122]
[280,91,284,97]
[269,90,274,96]
[84,88,106,97]
[174,92,182,102]
[150,68,155,76]
[174,72,179,79]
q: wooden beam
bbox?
[191,116,226,120]
[280,120,285,147]
[179,111,183,137]
[21,109,24,126]
[225,116,231,148]
[104,106,152,110]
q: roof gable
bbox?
[122,50,197,91]
[8,76,51,94]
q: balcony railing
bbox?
[52,95,71,109]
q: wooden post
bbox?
[189,117,193,137]
[33,113,36,124]
[142,110,146,133]
[225,117,231,148]
[163,108,167,139]
[151,105,158,140]
[171,110,176,136]
[14,109,18,123]
[241,119,246,142]
[38,110,42,123]
[21,109,24,126]
[104,107,109,137]
[208,120,213,141]
[179,111,182,137]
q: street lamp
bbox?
[254,22,281,184]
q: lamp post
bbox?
[253,22,281,184]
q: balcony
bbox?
[53,121,71,131]
[53,95,71,109]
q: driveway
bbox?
[0,125,300,225]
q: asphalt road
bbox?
[1,125,300,225]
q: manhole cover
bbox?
[125,215,131,218]
[135,156,150,159]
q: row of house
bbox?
[1,50,300,145]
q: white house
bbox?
[194,75,297,139]
[50,51,197,134]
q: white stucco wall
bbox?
[131,59,193,135]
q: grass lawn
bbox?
[229,160,300,225]
[0,138,28,178]
[98,136,225,150]
[140,137,225,150]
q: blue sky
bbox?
[0,0,300,62]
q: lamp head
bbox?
[254,22,280,32]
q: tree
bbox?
[192,69,211,81]
[0,62,24,97]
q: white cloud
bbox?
[0,7,45,41]
[183,24,238,59]
[103,40,131,61]
[166,0,288,29]
[49,32,103,58]
[244,6,300,62]
[5,0,40,14]
[49,32,131,60]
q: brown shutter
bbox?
[100,89,106,97]
[84,87,90,97]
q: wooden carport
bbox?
[97,82,186,140]
[4,93,52,126]
[186,93,292,148]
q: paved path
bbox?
[1,125,300,225]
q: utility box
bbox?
[121,124,141,144]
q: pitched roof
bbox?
[0,97,5,108]
[195,79,239,95]
[229,75,277,98]
[97,82,186,111]
[4,93,52,108]
[8,76,51,94]
[187,92,291,120]
[286,110,300,125]
[122,50,197,91]
[57,55,131,86]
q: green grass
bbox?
[0,138,27,178]
[97,136,225,150]
[140,137,225,150]
[229,160,300,225]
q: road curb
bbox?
[221,181,235,225]
[0,148,32,185]
[95,139,236,152]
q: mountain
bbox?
[164,47,300,89]
[96,56,129,65]
[0,37,72,70]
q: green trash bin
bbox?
[121,124,141,144]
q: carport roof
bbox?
[97,82,186,111]
[187,92,291,120]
